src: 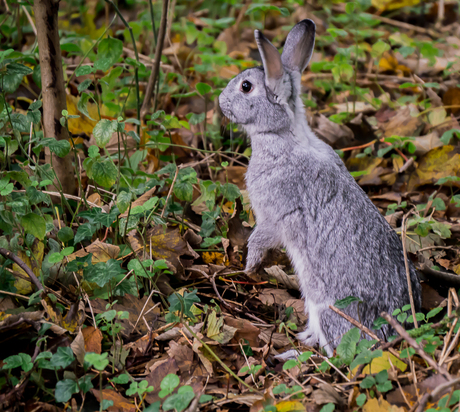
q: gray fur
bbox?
[219,19,421,356]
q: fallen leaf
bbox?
[275,400,306,412]
[66,94,98,136]
[13,240,44,294]
[167,341,194,373]
[128,225,198,276]
[145,358,180,404]
[258,289,294,306]
[82,326,103,354]
[363,396,405,412]
[314,114,354,147]
[383,104,423,137]
[264,266,299,290]
[91,389,135,412]
[408,145,460,190]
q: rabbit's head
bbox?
[219,19,315,136]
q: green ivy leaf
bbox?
[77,79,92,93]
[334,296,361,309]
[55,379,79,403]
[360,375,376,389]
[74,223,96,244]
[220,183,241,202]
[93,119,117,148]
[337,327,360,365]
[84,352,109,371]
[162,390,195,412]
[95,37,123,72]
[40,138,71,157]
[91,158,117,188]
[282,359,298,370]
[75,65,94,76]
[58,227,74,243]
[195,82,212,95]
[117,190,132,214]
[20,213,46,240]
[159,374,180,398]
[356,393,366,407]
[50,347,75,369]
[2,353,33,371]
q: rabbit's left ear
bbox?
[281,19,316,73]
[255,29,284,90]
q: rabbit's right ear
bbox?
[255,29,284,90]
[281,19,316,73]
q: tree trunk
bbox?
[33,0,76,195]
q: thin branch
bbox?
[401,213,419,328]
[0,248,44,291]
[141,0,169,120]
[416,376,460,412]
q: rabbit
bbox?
[218,19,421,357]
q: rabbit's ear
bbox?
[281,19,316,73]
[255,29,284,85]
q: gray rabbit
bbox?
[219,19,421,356]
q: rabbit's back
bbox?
[247,137,421,342]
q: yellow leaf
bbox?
[275,401,306,412]
[363,396,405,412]
[428,107,447,127]
[351,351,407,377]
[13,241,44,294]
[372,0,420,12]
[408,145,460,190]
[66,94,98,136]
[202,252,225,265]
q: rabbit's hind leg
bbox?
[297,302,331,354]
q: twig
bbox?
[329,305,380,341]
[0,248,44,291]
[0,289,29,300]
[416,376,460,412]
[141,0,169,120]
[160,166,179,218]
[13,190,103,209]
[381,312,451,380]
[22,6,36,36]
[401,212,418,328]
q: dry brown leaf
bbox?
[314,114,354,147]
[312,383,345,406]
[145,358,180,404]
[67,239,119,263]
[82,326,103,354]
[413,132,443,156]
[443,86,460,116]
[88,294,161,337]
[71,330,86,365]
[258,288,294,305]
[128,225,198,276]
[383,104,423,137]
[224,316,260,348]
[264,266,299,290]
[91,389,135,412]
[167,341,194,373]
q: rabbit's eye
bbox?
[241,80,253,94]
